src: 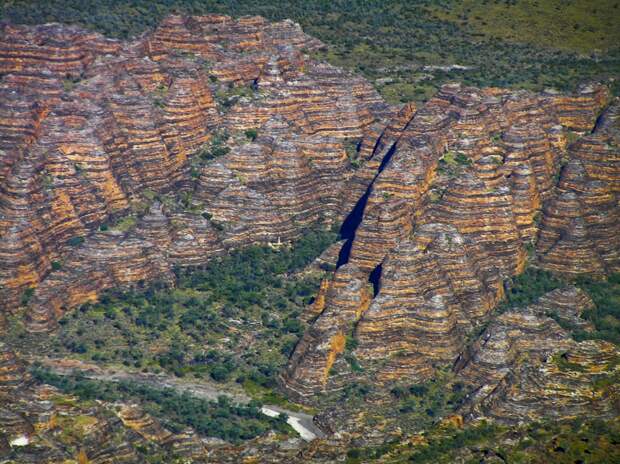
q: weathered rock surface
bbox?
[455,287,619,424]
[195,116,354,248]
[353,223,503,383]
[282,83,614,399]
[0,342,31,396]
[282,263,372,397]
[0,15,390,328]
[1,11,619,462]
[537,98,620,275]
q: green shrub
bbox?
[20,287,35,306]
[51,227,337,396]
[244,128,258,141]
[66,236,85,247]
[503,267,563,309]
[30,368,291,443]
[574,273,620,344]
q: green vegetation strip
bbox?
[574,273,620,344]
[48,229,337,395]
[503,269,620,344]
[32,367,291,443]
[383,418,619,463]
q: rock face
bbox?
[455,286,619,424]
[353,224,502,383]
[196,116,353,248]
[537,100,620,275]
[0,15,390,329]
[116,404,174,443]
[0,342,31,396]
[282,84,615,399]
[283,263,372,396]
[2,15,615,345]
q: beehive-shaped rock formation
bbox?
[537,99,620,275]
[456,287,619,424]
[283,82,611,398]
[0,14,389,326]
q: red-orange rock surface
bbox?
[1,15,618,425]
[537,98,620,275]
[455,287,619,424]
[282,83,614,399]
[0,15,391,329]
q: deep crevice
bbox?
[340,186,370,241]
[368,263,382,296]
[591,101,613,134]
[336,186,369,267]
[377,142,397,174]
[336,142,399,268]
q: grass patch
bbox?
[432,0,620,54]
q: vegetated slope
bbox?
[1,1,618,102]
[0,342,301,464]
[2,231,341,463]
[7,230,338,392]
[360,417,620,463]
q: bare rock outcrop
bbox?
[0,14,390,327]
[455,287,619,424]
[282,82,613,398]
[537,99,620,275]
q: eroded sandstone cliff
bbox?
[281,84,618,400]
[0,15,391,330]
[455,286,618,424]
[1,12,619,463]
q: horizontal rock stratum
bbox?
[0,15,392,330]
[281,81,619,400]
[2,15,616,334]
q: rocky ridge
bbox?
[0,15,391,330]
[455,286,618,424]
[281,85,618,399]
